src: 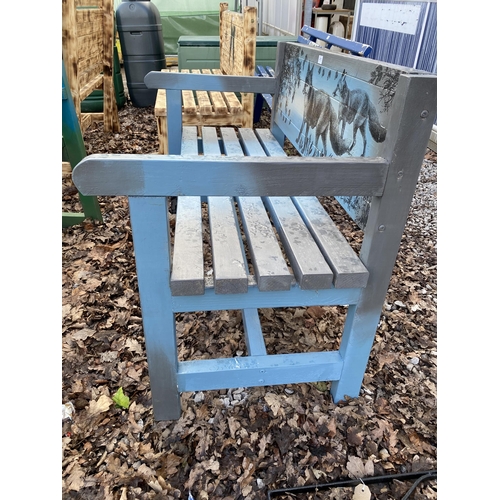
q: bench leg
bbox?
[129,197,181,420]
[330,304,379,403]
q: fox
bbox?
[333,69,387,157]
[296,63,348,157]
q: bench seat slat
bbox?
[169,126,203,296]
[233,127,293,291]
[202,127,221,155]
[220,128,244,155]
[265,196,334,290]
[292,196,369,289]
[181,126,199,154]
[208,196,248,294]
[238,127,267,157]
[237,196,293,291]
[170,196,204,296]
[255,128,287,157]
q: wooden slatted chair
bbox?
[154,3,257,153]
[62,0,119,133]
[73,41,437,421]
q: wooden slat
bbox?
[170,197,204,296]
[180,69,197,115]
[79,73,103,101]
[208,196,248,294]
[264,196,333,290]
[222,128,292,291]
[238,196,293,291]
[190,69,212,115]
[238,127,266,156]
[254,128,287,157]
[292,196,369,289]
[220,127,244,156]
[202,69,228,115]
[210,69,242,113]
[181,126,199,155]
[62,162,72,175]
[181,114,244,127]
[201,127,220,155]
[170,126,203,295]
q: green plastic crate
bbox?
[178,35,297,70]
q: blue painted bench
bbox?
[73,41,437,421]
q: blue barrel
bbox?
[116,0,166,107]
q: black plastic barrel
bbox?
[116,0,166,107]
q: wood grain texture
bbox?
[62,0,118,133]
[208,196,248,295]
[292,196,369,288]
[73,154,389,197]
[265,196,333,290]
[152,4,257,150]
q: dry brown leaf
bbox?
[264,393,282,417]
[87,394,113,416]
[65,461,85,492]
[346,456,365,478]
[347,427,363,446]
[71,328,95,341]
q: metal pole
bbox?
[303,0,313,29]
[258,0,263,35]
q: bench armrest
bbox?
[145,71,278,94]
[145,71,280,154]
[73,154,389,198]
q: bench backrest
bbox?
[298,25,372,57]
[219,3,257,77]
[270,41,433,228]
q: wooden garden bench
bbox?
[154,3,257,153]
[73,41,437,421]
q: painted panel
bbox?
[274,43,401,227]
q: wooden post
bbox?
[62,0,80,122]
[103,0,119,132]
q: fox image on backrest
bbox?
[333,69,387,157]
[296,62,348,157]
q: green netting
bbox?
[160,13,220,54]
[113,0,239,54]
